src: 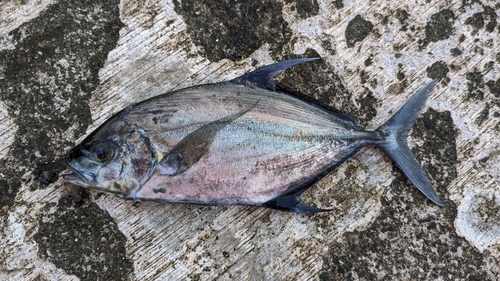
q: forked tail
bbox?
[374,79,445,206]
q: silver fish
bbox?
[64,58,445,213]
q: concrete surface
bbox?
[1,0,499,280]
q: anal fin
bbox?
[262,189,330,214]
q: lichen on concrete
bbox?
[456,191,500,249]
[486,77,500,99]
[319,176,498,280]
[0,0,130,279]
[466,71,486,101]
[0,0,123,203]
[411,108,458,194]
[173,0,292,62]
[345,15,374,48]
[464,4,498,33]
[284,0,319,19]
[426,61,450,80]
[421,9,456,49]
[34,199,133,281]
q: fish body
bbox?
[64,58,445,213]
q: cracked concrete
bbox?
[1,0,499,280]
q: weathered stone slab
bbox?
[1,0,499,280]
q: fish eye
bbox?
[91,143,111,162]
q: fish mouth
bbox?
[62,172,88,186]
[64,146,95,186]
[62,172,84,183]
[62,168,94,187]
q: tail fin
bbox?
[375,79,445,206]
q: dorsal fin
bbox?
[230,58,320,90]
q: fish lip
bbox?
[63,162,94,186]
[62,172,84,182]
[64,147,90,184]
[62,170,89,186]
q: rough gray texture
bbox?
[345,15,374,48]
[319,177,492,280]
[0,0,123,205]
[34,199,133,281]
[422,9,456,48]
[1,0,500,280]
[173,0,292,62]
[0,0,130,279]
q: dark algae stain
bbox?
[397,64,406,81]
[332,0,343,9]
[279,49,377,127]
[395,9,410,32]
[173,0,292,62]
[318,109,469,280]
[484,61,495,73]
[486,78,500,109]
[363,55,373,67]
[0,178,18,211]
[451,47,463,57]
[318,177,495,280]
[34,200,133,281]
[36,163,61,184]
[284,0,319,19]
[426,61,449,81]
[486,78,500,98]
[410,109,458,193]
[465,5,498,33]
[355,90,378,126]
[0,0,129,278]
[345,15,374,48]
[466,71,485,101]
[421,9,455,49]
[476,103,490,127]
[466,12,485,30]
[482,6,498,32]
[0,0,123,209]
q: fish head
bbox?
[63,116,157,197]
[64,139,125,193]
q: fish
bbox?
[63,58,445,213]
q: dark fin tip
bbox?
[230,58,320,90]
[294,201,331,214]
[263,193,330,214]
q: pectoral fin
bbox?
[159,104,256,176]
